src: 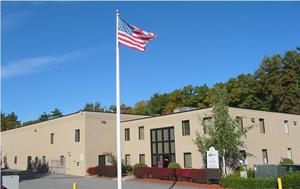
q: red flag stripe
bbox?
[118,36,145,49]
[118,31,145,44]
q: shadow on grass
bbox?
[1,169,49,182]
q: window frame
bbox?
[125,154,130,165]
[236,116,243,130]
[284,120,289,134]
[203,117,211,134]
[75,129,80,142]
[259,118,265,134]
[139,154,145,164]
[50,133,54,144]
[182,120,190,136]
[184,152,192,168]
[262,149,268,164]
[139,126,144,140]
[125,128,130,141]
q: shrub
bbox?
[96,166,117,177]
[87,167,97,175]
[280,158,294,165]
[175,169,208,183]
[221,175,277,189]
[134,167,150,178]
[247,168,254,178]
[126,165,133,173]
[133,163,148,176]
[168,162,181,169]
[282,172,300,189]
[150,167,175,180]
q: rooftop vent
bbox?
[173,107,198,113]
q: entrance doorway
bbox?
[98,155,106,166]
[150,127,175,167]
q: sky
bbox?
[1,1,300,122]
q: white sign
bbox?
[207,147,219,168]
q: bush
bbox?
[175,169,208,183]
[133,163,148,176]
[96,166,117,177]
[280,158,294,165]
[282,172,300,189]
[168,162,181,169]
[150,167,175,180]
[221,175,277,189]
[247,168,254,178]
[134,167,150,178]
[87,167,97,175]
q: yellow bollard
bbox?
[277,178,282,189]
[73,182,77,189]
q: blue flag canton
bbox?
[118,18,134,35]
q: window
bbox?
[236,116,243,129]
[239,150,247,165]
[182,120,190,136]
[14,156,17,164]
[50,133,54,144]
[259,118,265,134]
[151,127,175,167]
[139,126,144,140]
[139,154,145,164]
[203,117,211,134]
[293,121,297,126]
[284,120,289,134]
[42,156,46,164]
[60,156,65,166]
[287,148,293,160]
[262,149,268,164]
[251,118,255,123]
[184,153,192,168]
[125,154,130,165]
[125,128,130,141]
[75,129,80,142]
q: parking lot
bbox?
[2,170,204,189]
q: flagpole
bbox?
[116,9,122,189]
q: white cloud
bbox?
[2,50,87,79]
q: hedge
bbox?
[133,167,215,183]
[96,166,117,177]
[282,172,300,189]
[87,167,97,175]
[151,167,175,180]
[221,175,277,189]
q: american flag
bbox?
[118,17,156,52]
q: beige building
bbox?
[1,111,147,176]
[121,107,300,170]
[1,107,300,176]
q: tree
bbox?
[194,88,252,175]
[1,112,20,131]
[51,108,63,117]
[83,101,105,112]
[148,93,169,115]
[132,100,150,115]
[39,112,49,121]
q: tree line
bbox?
[2,48,299,131]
